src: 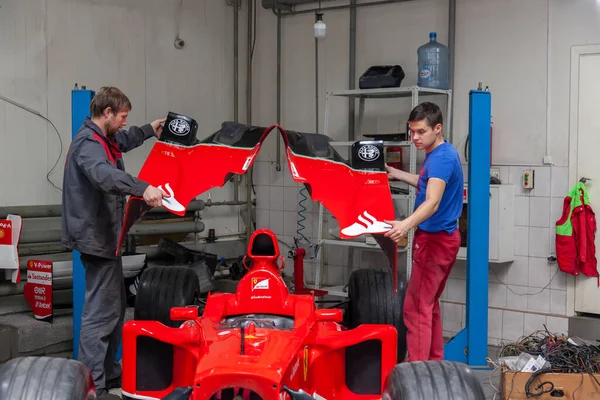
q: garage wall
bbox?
[251,0,600,344]
[0,0,246,236]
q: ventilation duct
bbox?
[262,0,336,11]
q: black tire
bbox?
[347,267,407,363]
[383,360,486,400]
[0,356,95,400]
[134,265,200,327]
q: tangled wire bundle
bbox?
[499,328,600,374]
[499,326,600,398]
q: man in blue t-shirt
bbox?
[384,101,463,362]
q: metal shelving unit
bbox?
[311,86,453,297]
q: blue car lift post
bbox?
[71,88,94,360]
[443,87,491,368]
[71,87,122,361]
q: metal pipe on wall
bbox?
[128,220,205,236]
[281,0,411,16]
[0,199,206,219]
[314,12,319,133]
[5,199,228,253]
[246,0,255,244]
[234,1,239,124]
[247,0,253,125]
[346,0,357,286]
[18,220,206,244]
[0,205,62,219]
[19,242,68,256]
[147,199,205,212]
[20,230,62,245]
[234,0,240,202]
[448,0,456,144]
[204,200,253,207]
[349,0,357,140]
[275,8,282,172]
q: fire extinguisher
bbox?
[386,145,403,171]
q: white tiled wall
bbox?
[440,164,571,345]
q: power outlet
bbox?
[522,170,535,189]
[490,168,500,180]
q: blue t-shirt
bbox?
[414,141,464,233]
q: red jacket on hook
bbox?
[555,181,598,283]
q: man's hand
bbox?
[385,163,403,181]
[143,185,169,207]
[384,219,413,243]
[150,118,167,139]
[385,163,420,188]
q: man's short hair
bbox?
[90,87,132,118]
[408,102,443,128]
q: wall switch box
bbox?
[543,155,552,165]
[522,170,534,189]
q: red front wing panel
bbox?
[285,150,394,238]
[117,122,398,280]
[117,123,268,254]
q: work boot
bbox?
[96,388,121,400]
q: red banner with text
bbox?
[23,259,53,322]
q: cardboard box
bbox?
[501,370,600,399]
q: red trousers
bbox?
[404,228,461,362]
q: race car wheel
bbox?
[382,360,486,399]
[134,265,200,327]
[345,267,407,395]
[0,356,95,400]
[347,267,407,363]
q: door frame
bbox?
[567,43,600,316]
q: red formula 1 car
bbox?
[122,227,484,400]
[0,115,485,400]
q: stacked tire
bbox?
[134,265,200,326]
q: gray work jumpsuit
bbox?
[61,117,155,391]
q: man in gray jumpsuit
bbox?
[62,87,167,399]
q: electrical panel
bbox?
[457,183,515,263]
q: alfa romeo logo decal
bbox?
[169,118,190,136]
[357,144,380,162]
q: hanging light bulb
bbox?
[314,12,326,39]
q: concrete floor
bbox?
[475,367,502,400]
